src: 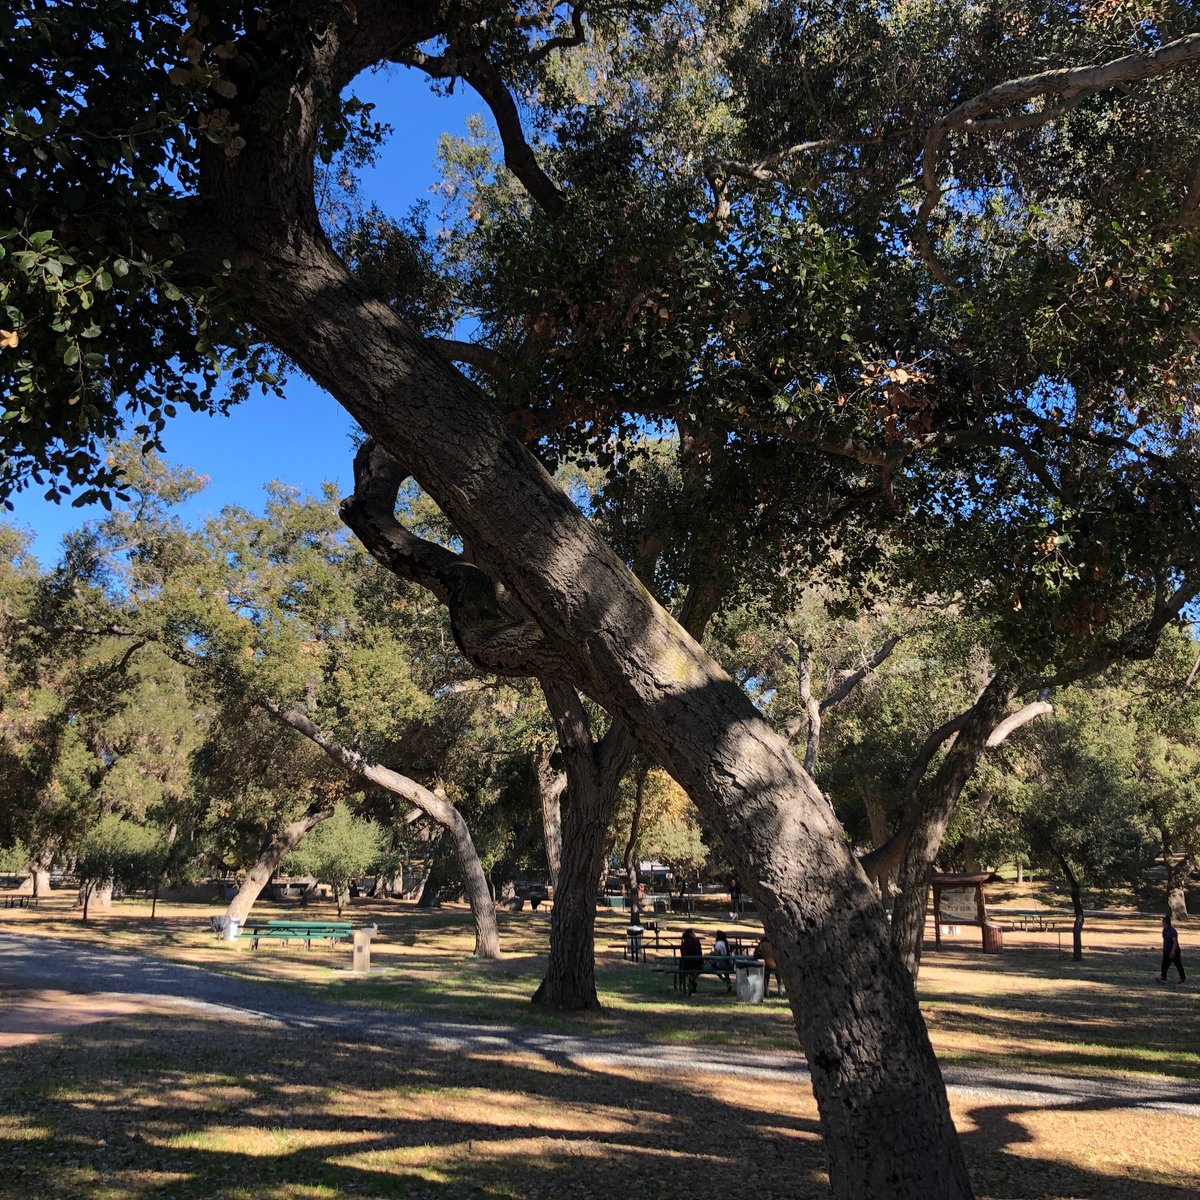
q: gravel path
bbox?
[2,932,1197,1117]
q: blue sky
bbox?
[7,67,480,564]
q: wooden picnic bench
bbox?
[239,920,354,950]
[2,893,37,909]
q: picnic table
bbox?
[3,893,37,909]
[651,953,764,994]
[1004,909,1058,932]
[239,920,354,950]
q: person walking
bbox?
[1157,915,1186,983]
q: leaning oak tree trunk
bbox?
[225,804,334,926]
[195,49,975,1190]
[251,246,974,1198]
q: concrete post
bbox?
[352,924,377,973]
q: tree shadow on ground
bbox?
[0,1011,1196,1200]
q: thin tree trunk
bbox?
[417,835,449,907]
[624,763,649,921]
[1051,847,1085,961]
[1166,855,1194,920]
[225,805,334,926]
[533,746,565,889]
[860,784,895,905]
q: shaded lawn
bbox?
[0,1011,1197,1200]
[4,897,1198,1080]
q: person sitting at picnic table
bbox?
[680,928,703,996]
[712,930,733,989]
[754,935,781,996]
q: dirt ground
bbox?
[1,889,1197,1199]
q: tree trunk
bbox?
[1050,847,1085,961]
[261,700,500,958]
[960,788,996,875]
[1167,856,1194,920]
[417,835,450,908]
[226,806,334,925]
[30,867,51,897]
[533,747,565,889]
[624,764,649,922]
[890,675,1027,975]
[532,683,633,1011]
[860,784,895,905]
[229,218,974,1197]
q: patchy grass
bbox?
[0,1011,1197,1200]
[6,892,1195,1080]
[3,893,1200,1196]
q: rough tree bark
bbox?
[185,18,976,1193]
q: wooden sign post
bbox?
[930,871,1003,954]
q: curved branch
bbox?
[464,57,566,217]
[340,440,570,678]
[985,692,1053,748]
[920,32,1200,220]
[821,636,902,714]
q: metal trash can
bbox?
[353,924,377,973]
[735,961,765,1003]
[223,918,240,943]
[625,925,645,961]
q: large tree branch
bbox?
[340,440,571,678]
[1032,573,1200,691]
[392,44,565,217]
[920,32,1200,221]
[429,337,512,380]
[985,691,1053,748]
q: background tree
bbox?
[283,801,389,916]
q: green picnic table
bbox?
[239,920,354,949]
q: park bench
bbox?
[239,920,354,950]
[2,893,37,909]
